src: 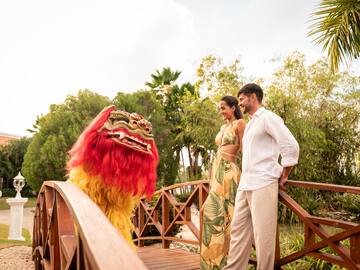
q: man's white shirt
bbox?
[239,107,300,190]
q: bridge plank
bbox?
[138,246,199,270]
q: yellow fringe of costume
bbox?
[68,167,139,248]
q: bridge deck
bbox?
[138,246,200,270]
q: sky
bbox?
[0,0,359,136]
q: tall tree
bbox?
[145,67,181,89]
[308,0,360,72]
[146,68,200,180]
[266,51,360,185]
[176,95,221,178]
[189,55,246,178]
[0,137,32,193]
[195,55,245,100]
[22,90,110,191]
[113,90,178,187]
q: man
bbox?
[224,83,299,270]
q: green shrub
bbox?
[333,193,360,220]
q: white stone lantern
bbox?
[13,172,26,198]
[6,171,28,241]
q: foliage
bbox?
[145,68,202,181]
[0,137,32,195]
[308,0,360,72]
[112,90,178,187]
[278,188,325,224]
[22,90,110,192]
[145,67,181,89]
[145,63,244,181]
[145,67,189,131]
[195,55,245,100]
[12,51,360,225]
[278,224,348,270]
[176,94,221,177]
[162,55,246,180]
[266,52,360,224]
[333,193,360,218]
[266,51,360,186]
[136,194,181,244]
[186,55,248,178]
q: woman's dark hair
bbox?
[238,83,263,103]
[221,96,243,119]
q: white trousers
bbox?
[224,182,278,270]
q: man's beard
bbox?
[243,106,250,114]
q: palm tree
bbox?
[145,67,181,89]
[146,67,204,180]
[308,0,360,72]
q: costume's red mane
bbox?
[67,106,159,198]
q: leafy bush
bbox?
[22,90,110,191]
[333,193,360,220]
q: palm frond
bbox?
[308,0,360,72]
[145,67,182,89]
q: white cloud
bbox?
[0,0,196,135]
[0,0,358,136]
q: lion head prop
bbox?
[67,105,159,246]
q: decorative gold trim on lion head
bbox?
[98,109,155,155]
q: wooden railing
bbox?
[132,180,360,270]
[132,180,209,248]
[32,181,147,270]
[277,180,360,270]
[32,180,359,269]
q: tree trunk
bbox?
[194,151,199,178]
[180,149,187,181]
[187,145,193,179]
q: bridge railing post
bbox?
[162,191,170,248]
[274,225,282,270]
[350,233,360,264]
[137,204,145,247]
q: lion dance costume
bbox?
[67,105,159,247]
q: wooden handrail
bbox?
[32,181,147,270]
[153,179,209,195]
[133,180,209,248]
[32,179,360,269]
[133,179,360,269]
[287,180,360,195]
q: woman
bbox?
[200,96,246,270]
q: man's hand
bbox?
[279,166,294,191]
[279,175,288,191]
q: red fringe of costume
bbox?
[67,106,159,199]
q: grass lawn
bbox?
[0,197,37,210]
[0,223,31,249]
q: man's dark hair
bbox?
[238,83,263,103]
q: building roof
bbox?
[0,132,22,139]
[0,132,22,146]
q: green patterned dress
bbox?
[200,121,241,270]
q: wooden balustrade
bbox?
[276,180,360,270]
[133,179,360,269]
[32,181,147,270]
[32,179,359,269]
[132,180,209,248]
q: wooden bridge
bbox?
[32,180,360,269]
